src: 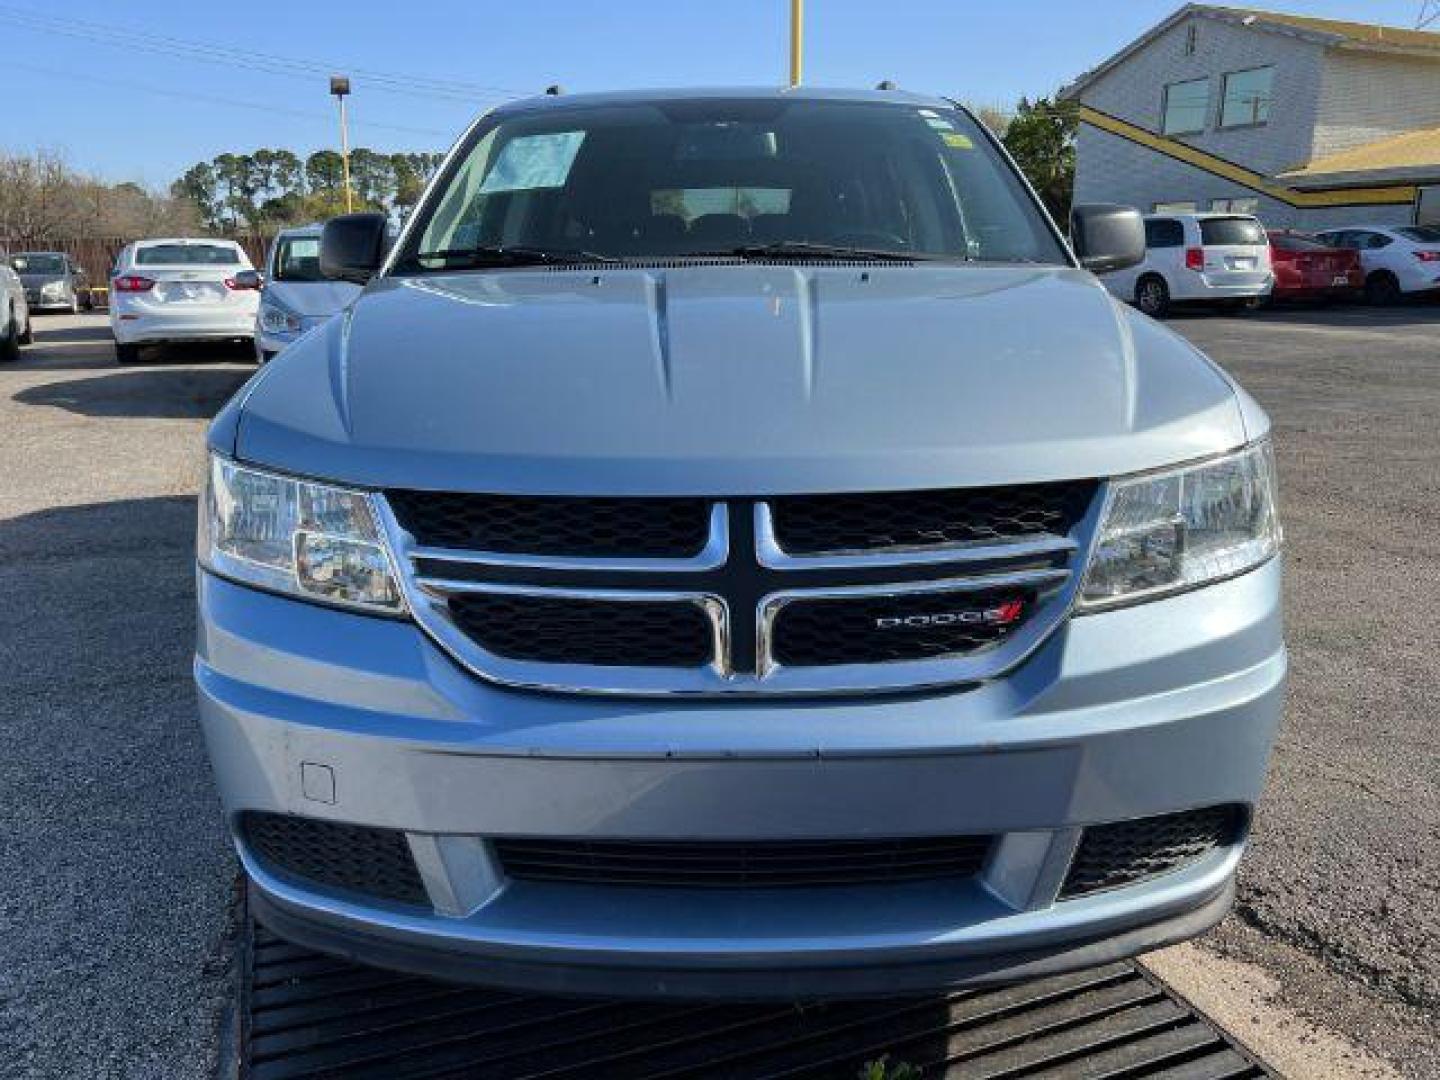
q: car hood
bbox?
[227,265,1255,496]
[264,280,362,319]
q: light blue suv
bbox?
[195,88,1285,998]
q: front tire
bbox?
[0,311,18,363]
[1365,271,1401,306]
[115,341,142,365]
[1136,275,1171,317]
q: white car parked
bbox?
[109,238,261,364]
[1312,225,1440,304]
[0,257,33,362]
[254,224,362,364]
[1099,213,1273,317]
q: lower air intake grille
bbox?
[771,591,1028,667]
[770,481,1097,554]
[495,835,994,888]
[447,593,713,667]
[242,813,428,907]
[1061,805,1245,899]
[386,491,711,558]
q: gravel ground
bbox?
[0,307,1435,1077]
[1174,304,1440,1076]
[0,317,253,1079]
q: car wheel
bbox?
[0,312,18,363]
[1135,275,1170,317]
[1364,271,1401,306]
[115,342,142,365]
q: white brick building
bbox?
[1062,5,1440,231]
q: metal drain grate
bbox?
[238,921,1274,1079]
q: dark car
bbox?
[1266,230,1363,304]
[11,251,94,313]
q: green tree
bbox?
[348,147,395,208]
[172,162,222,230]
[1000,96,1078,221]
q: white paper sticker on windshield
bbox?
[479,131,586,194]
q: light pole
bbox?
[789,0,803,87]
[330,75,354,214]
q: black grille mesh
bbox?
[770,482,1096,555]
[386,491,710,558]
[242,813,428,906]
[448,593,713,667]
[772,591,1028,667]
[1061,805,1245,899]
[495,835,993,888]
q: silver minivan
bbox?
[195,87,1285,998]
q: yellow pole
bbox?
[789,0,803,86]
[338,95,354,214]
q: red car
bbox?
[1266,229,1364,303]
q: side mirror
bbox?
[321,213,389,284]
[231,269,264,290]
[1070,204,1146,274]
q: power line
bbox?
[0,4,528,104]
[1419,1,1440,29]
[6,59,456,140]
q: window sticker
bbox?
[479,131,586,193]
[942,132,974,150]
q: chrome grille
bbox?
[378,483,1101,696]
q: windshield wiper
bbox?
[703,241,944,263]
[403,245,620,269]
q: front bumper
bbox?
[196,560,1285,998]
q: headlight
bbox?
[1079,441,1279,611]
[259,300,302,335]
[200,456,404,613]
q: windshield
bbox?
[135,243,241,266]
[272,236,324,282]
[399,98,1066,269]
[13,254,65,275]
[1397,226,1440,244]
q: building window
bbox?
[1154,200,1198,213]
[1219,67,1273,127]
[1211,197,1260,213]
[1162,78,1209,134]
[1184,23,1199,56]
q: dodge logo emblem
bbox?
[875,599,1024,631]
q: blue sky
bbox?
[1,0,1426,187]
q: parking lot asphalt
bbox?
[0,308,1435,1078]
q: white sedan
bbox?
[1313,225,1440,304]
[109,238,261,363]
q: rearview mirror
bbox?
[1070,204,1146,274]
[321,213,389,285]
